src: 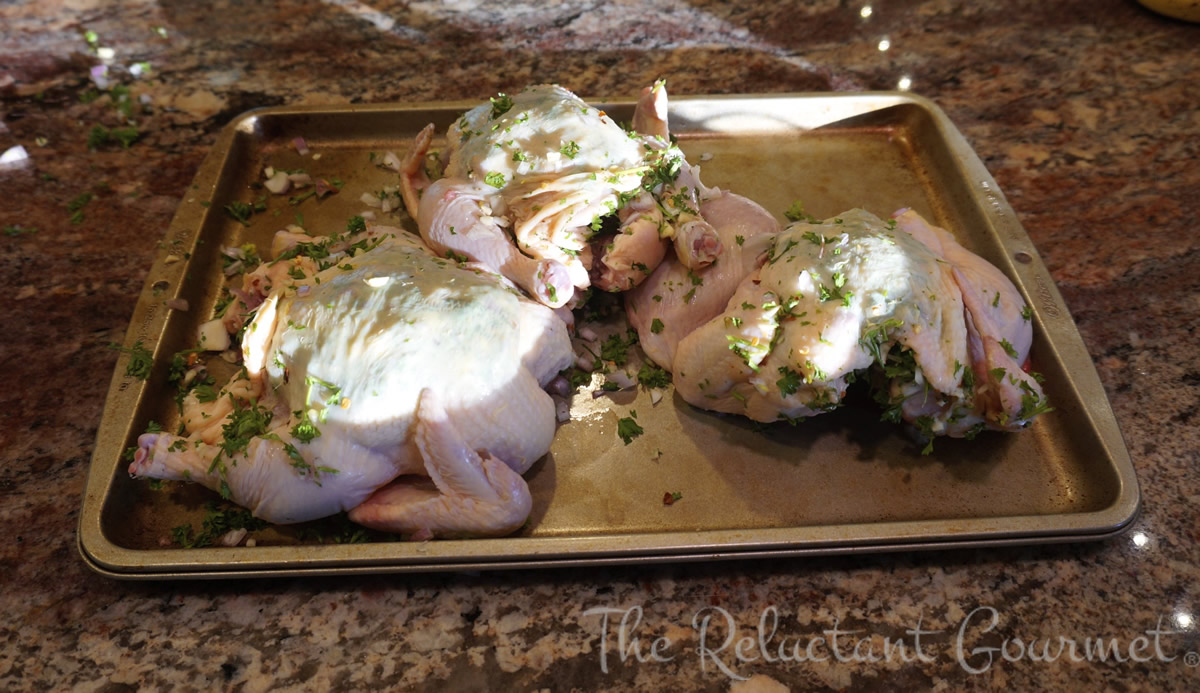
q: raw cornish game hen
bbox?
[399,83,723,308]
[131,230,573,537]
[673,208,1049,441]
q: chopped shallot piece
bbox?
[579,326,598,342]
[165,298,189,311]
[548,375,570,397]
[292,136,309,156]
[382,151,402,172]
[552,395,570,422]
[315,178,337,198]
[650,388,664,405]
[197,318,230,352]
[360,192,382,208]
[220,528,247,546]
[264,170,291,194]
[288,172,312,187]
[607,370,635,389]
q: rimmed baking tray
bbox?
[78,92,1138,579]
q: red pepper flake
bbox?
[662,491,682,506]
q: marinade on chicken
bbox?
[131,229,573,538]
[673,208,1049,441]
[399,83,724,309]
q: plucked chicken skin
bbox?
[400,83,721,309]
[673,208,1049,441]
[131,230,573,537]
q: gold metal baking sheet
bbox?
[78,93,1139,579]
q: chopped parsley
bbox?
[213,396,274,470]
[346,215,366,234]
[650,318,665,334]
[616,412,644,445]
[914,416,937,455]
[170,501,267,548]
[600,329,639,366]
[662,491,682,506]
[67,192,93,224]
[784,200,808,222]
[636,362,671,389]
[560,141,581,159]
[999,338,1019,359]
[1021,304,1033,321]
[110,341,153,380]
[489,93,513,119]
[193,383,219,403]
[801,231,837,246]
[769,238,799,264]
[1016,381,1054,419]
[291,418,321,444]
[776,366,802,397]
[87,124,140,149]
[3,224,38,237]
[859,317,904,366]
[224,201,255,226]
[484,171,506,188]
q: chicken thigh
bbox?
[626,190,780,370]
[131,231,573,537]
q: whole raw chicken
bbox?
[673,208,1049,441]
[399,83,723,308]
[131,229,573,538]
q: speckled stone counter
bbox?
[2,1,1198,690]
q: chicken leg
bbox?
[347,390,534,539]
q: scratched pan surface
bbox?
[78,93,1138,579]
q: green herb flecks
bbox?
[636,362,671,390]
[617,412,644,445]
[600,329,639,366]
[489,93,513,119]
[110,341,153,380]
[784,200,807,222]
[170,501,268,548]
[3,224,38,237]
[67,192,93,225]
[776,366,802,397]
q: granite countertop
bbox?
[2,0,1198,690]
